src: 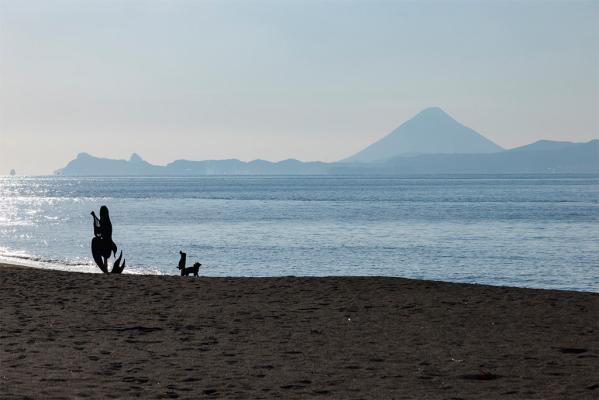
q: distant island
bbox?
[55,108,599,176]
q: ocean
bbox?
[0,175,597,292]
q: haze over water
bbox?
[0,175,597,292]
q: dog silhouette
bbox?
[180,262,201,277]
[177,251,201,277]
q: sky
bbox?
[0,0,597,175]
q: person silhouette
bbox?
[91,206,119,274]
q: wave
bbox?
[0,248,164,275]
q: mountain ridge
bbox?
[55,139,598,176]
[333,139,598,174]
[54,108,597,176]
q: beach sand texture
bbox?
[1,264,597,399]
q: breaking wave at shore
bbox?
[0,247,164,275]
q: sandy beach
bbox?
[1,264,597,399]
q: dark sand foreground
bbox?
[1,264,597,399]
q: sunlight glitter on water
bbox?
[0,247,164,275]
[0,175,597,290]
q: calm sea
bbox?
[0,175,597,292]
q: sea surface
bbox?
[0,175,597,292]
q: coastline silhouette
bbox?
[91,206,125,274]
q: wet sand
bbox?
[1,264,597,399]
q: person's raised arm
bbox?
[91,211,102,237]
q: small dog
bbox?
[181,262,201,277]
[177,251,201,277]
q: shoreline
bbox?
[0,257,166,276]
[2,263,598,399]
[1,261,597,293]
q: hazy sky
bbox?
[1,0,597,175]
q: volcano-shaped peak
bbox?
[418,106,445,116]
[343,107,503,162]
[129,153,145,163]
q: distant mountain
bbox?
[333,139,599,174]
[56,139,598,176]
[55,153,330,176]
[343,107,503,162]
[55,109,598,176]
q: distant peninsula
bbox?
[55,108,599,176]
[56,153,331,176]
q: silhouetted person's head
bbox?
[100,206,109,221]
